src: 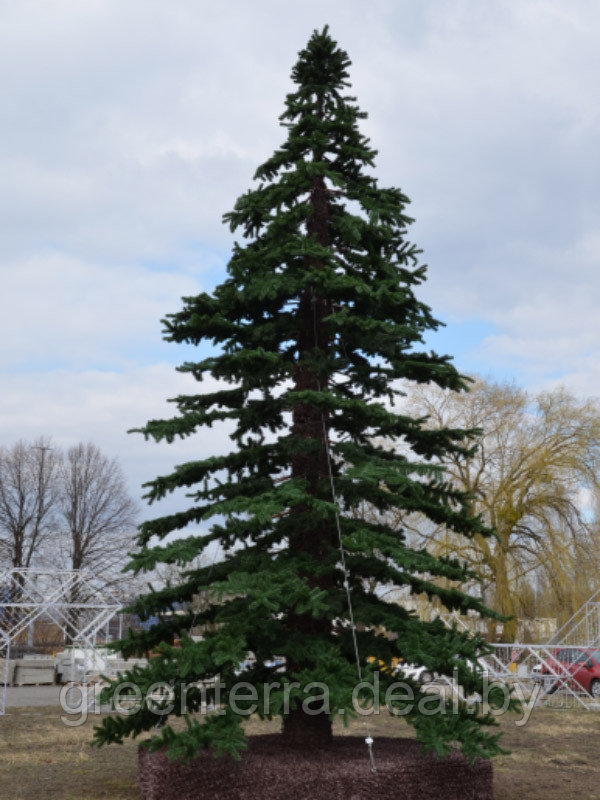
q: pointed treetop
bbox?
[291,25,351,94]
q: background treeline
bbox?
[0,439,138,591]
[3,376,599,644]
[355,377,600,641]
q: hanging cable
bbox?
[319,408,377,773]
[311,287,377,773]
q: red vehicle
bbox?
[541,647,600,697]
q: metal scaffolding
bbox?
[547,588,600,647]
[439,601,600,711]
[0,567,122,714]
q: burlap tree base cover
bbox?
[138,735,494,800]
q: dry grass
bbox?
[0,706,139,800]
[1,704,599,799]
[493,708,600,800]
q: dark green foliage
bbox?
[95,27,512,762]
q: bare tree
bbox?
[0,437,59,570]
[58,442,139,580]
[55,442,139,642]
[0,439,138,643]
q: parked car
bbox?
[531,650,577,683]
[394,655,487,686]
[539,647,600,697]
[394,662,436,685]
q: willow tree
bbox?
[405,379,600,640]
[95,27,506,762]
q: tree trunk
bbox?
[490,538,518,642]
[283,170,335,744]
[282,706,333,748]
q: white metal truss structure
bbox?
[0,567,122,714]
[489,643,600,710]
[546,589,600,647]
[438,606,600,711]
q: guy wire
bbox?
[310,287,377,773]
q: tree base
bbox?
[138,735,494,800]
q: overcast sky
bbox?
[1,0,599,520]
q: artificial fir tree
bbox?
[95,28,510,762]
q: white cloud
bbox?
[0,364,235,518]
[0,252,207,369]
[1,0,600,529]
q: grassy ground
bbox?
[1,705,599,799]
